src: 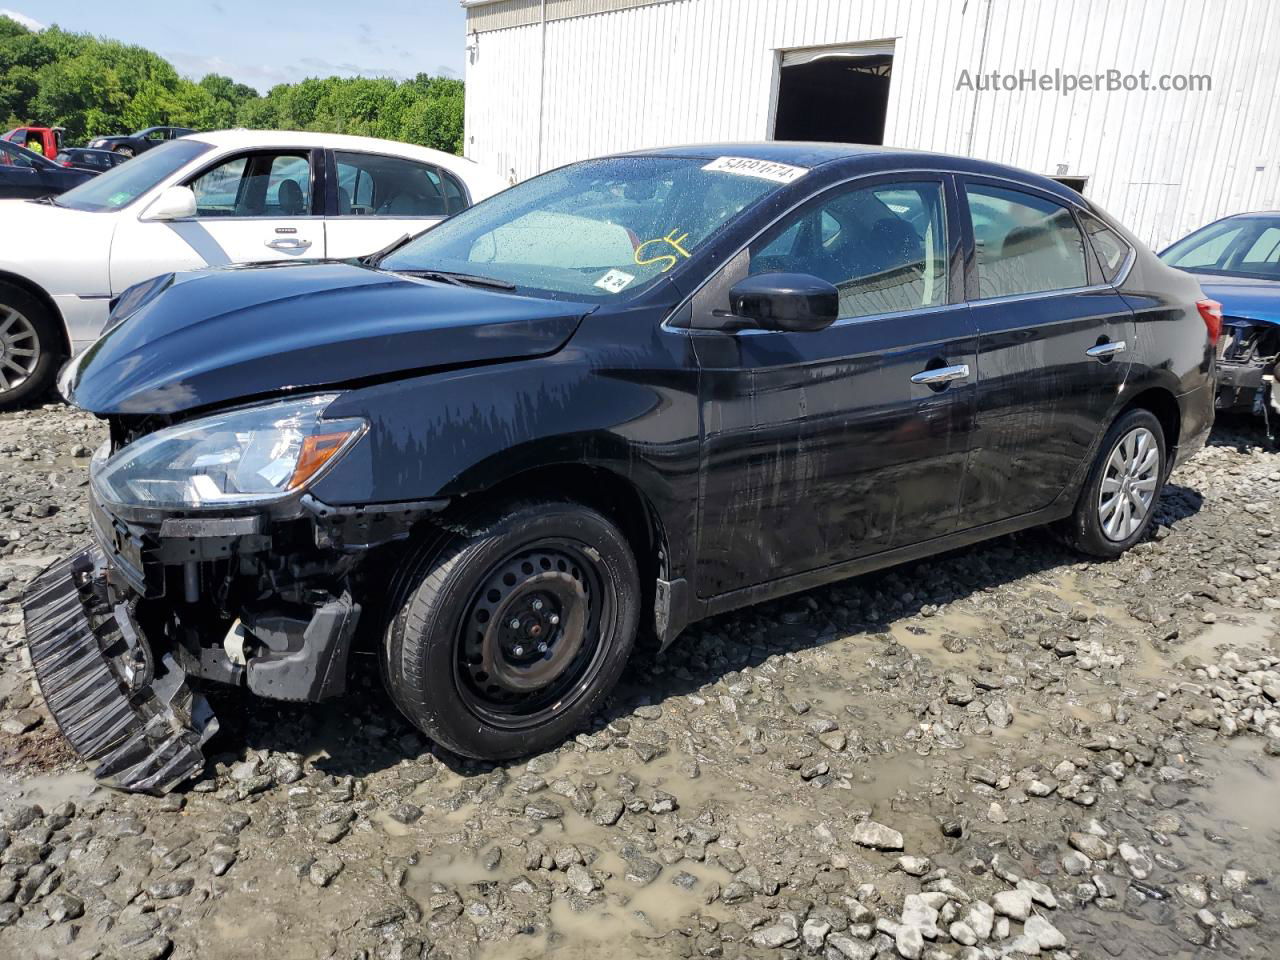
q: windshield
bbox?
[55,139,213,212]
[1161,216,1280,281]
[381,155,802,300]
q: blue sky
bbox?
[0,1,467,91]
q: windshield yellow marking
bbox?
[634,228,692,273]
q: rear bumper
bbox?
[1173,380,1214,470]
[21,544,217,794]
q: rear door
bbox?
[324,150,471,259]
[693,174,978,597]
[958,178,1135,527]
[110,148,326,292]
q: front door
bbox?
[958,179,1135,526]
[693,175,979,598]
[110,149,326,292]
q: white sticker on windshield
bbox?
[702,156,809,184]
[594,269,636,294]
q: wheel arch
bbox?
[430,461,673,645]
[1117,386,1180,461]
[0,270,71,357]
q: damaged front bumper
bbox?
[22,545,217,794]
[23,486,447,794]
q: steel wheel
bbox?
[456,540,611,729]
[1097,425,1160,541]
[0,305,41,394]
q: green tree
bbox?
[0,14,467,154]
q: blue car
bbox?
[1161,213,1280,417]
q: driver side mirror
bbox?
[141,185,197,222]
[727,272,839,332]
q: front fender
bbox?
[310,325,702,569]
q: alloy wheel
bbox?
[0,305,41,394]
[1097,426,1160,541]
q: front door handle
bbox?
[911,363,970,385]
[265,237,312,251]
[1086,340,1127,359]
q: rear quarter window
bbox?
[1079,212,1132,283]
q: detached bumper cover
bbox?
[21,544,217,794]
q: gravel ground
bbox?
[0,403,1277,960]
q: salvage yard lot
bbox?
[0,404,1277,960]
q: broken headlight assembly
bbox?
[91,394,366,510]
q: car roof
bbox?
[180,129,488,175]
[620,141,1084,206]
[1216,211,1280,220]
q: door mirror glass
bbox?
[141,185,198,221]
[729,272,838,332]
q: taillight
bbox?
[1197,298,1223,345]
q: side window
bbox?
[965,184,1087,298]
[750,180,948,321]
[0,143,32,168]
[1079,211,1132,283]
[1240,226,1280,268]
[189,151,312,218]
[438,168,469,214]
[332,151,454,218]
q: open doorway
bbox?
[772,44,894,145]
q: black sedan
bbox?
[87,125,194,157]
[54,147,131,174]
[31,143,1216,791]
[0,139,93,199]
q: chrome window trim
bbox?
[964,280,1120,309]
[662,165,1101,334]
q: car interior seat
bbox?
[277,179,306,216]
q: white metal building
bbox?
[459,0,1280,250]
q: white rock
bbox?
[900,894,939,938]
[895,925,924,960]
[964,901,995,940]
[826,933,876,960]
[1016,877,1058,909]
[803,918,831,950]
[992,889,1033,921]
[1025,914,1067,950]
[852,820,904,851]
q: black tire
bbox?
[0,282,63,411]
[1062,408,1167,557]
[383,500,641,760]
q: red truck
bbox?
[2,126,64,158]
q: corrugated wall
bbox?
[463,0,1280,249]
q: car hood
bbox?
[66,261,593,415]
[1198,275,1280,326]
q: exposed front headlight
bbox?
[91,395,365,510]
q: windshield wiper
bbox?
[359,233,411,267]
[398,269,517,292]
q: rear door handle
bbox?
[265,237,311,250]
[1086,340,1127,359]
[911,363,970,385]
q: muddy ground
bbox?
[0,404,1277,960]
